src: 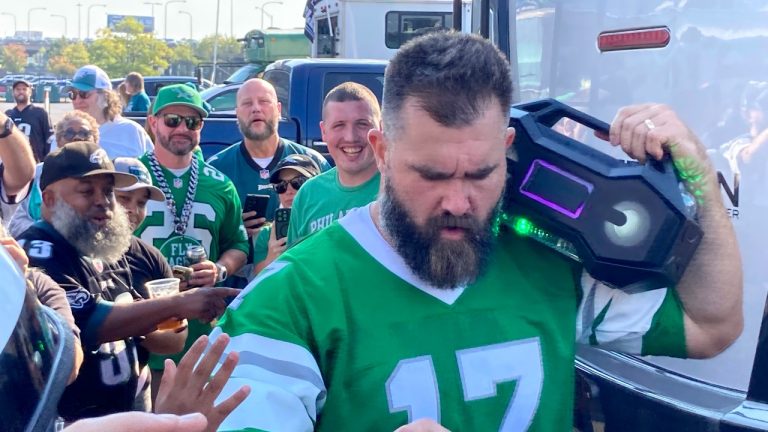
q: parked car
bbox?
[200,82,243,114]
[112,76,213,106]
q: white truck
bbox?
[467,0,768,430]
[306,0,471,59]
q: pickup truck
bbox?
[125,58,388,160]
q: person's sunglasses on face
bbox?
[273,176,308,194]
[61,128,93,142]
[161,113,203,131]
[67,90,92,100]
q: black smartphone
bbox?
[274,208,291,240]
[243,194,271,221]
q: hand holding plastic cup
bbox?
[145,278,184,331]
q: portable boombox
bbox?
[504,99,703,291]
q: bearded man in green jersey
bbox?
[135,83,249,401]
[210,32,743,431]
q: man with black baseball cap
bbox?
[5,78,53,162]
[18,141,240,421]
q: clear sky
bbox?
[0,0,307,40]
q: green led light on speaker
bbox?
[507,215,581,262]
[512,217,534,236]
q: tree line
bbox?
[1,18,244,78]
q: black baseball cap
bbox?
[40,141,138,191]
[12,79,32,89]
[269,154,321,183]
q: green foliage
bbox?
[48,42,90,77]
[196,35,243,63]
[22,20,254,83]
[87,18,172,78]
[172,42,198,64]
[2,44,28,73]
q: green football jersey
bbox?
[252,224,271,264]
[287,168,380,246]
[136,154,249,368]
[213,205,686,432]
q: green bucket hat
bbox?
[152,83,209,118]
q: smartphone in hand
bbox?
[243,194,271,222]
[274,208,291,240]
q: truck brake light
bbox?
[598,27,670,52]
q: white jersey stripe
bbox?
[216,376,315,432]
[213,326,322,378]
[575,271,667,354]
[210,328,327,426]
[235,350,327,400]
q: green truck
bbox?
[223,28,310,84]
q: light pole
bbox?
[51,14,68,39]
[163,0,186,40]
[211,0,221,83]
[144,2,162,36]
[260,1,282,30]
[254,7,274,29]
[76,3,82,39]
[27,7,46,41]
[87,4,106,40]
[178,11,193,40]
[0,12,16,37]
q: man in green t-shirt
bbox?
[211,33,743,431]
[287,82,382,246]
[134,83,249,399]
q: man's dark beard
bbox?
[379,177,498,289]
[14,94,29,105]
[157,132,198,156]
[238,116,275,141]
[49,197,133,264]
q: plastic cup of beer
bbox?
[145,278,183,331]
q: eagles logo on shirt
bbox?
[66,287,91,309]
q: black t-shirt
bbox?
[6,104,53,162]
[125,236,173,367]
[18,221,141,421]
[125,236,174,298]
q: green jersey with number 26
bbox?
[136,155,248,266]
[211,205,686,432]
[136,154,248,368]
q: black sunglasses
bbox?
[161,113,203,131]
[67,90,92,100]
[273,176,308,194]
[61,128,93,142]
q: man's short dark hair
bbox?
[383,31,512,138]
[323,82,381,121]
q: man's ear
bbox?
[505,127,516,150]
[320,120,327,143]
[41,188,56,209]
[147,115,158,136]
[368,129,388,172]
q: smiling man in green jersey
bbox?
[287,82,382,246]
[135,83,249,399]
[210,32,743,431]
